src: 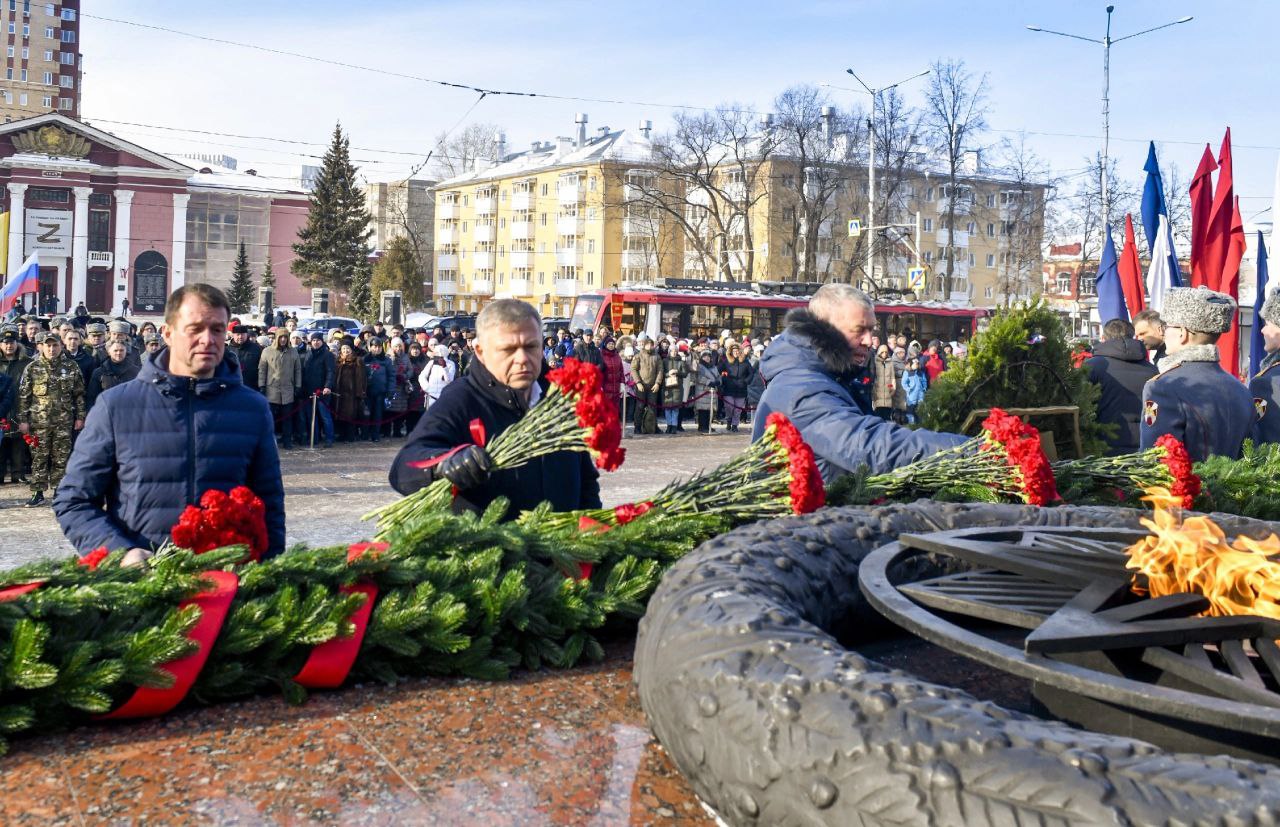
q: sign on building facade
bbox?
[24,208,72,255]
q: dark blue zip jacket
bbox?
[53,347,285,557]
[364,352,393,395]
[751,308,967,481]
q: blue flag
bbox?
[1250,229,1270,377]
[1140,142,1182,287]
[1095,223,1128,324]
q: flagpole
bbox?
[1027,8,1193,228]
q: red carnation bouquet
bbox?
[170,486,269,562]
[860,408,1060,506]
[542,413,825,533]
[369,358,625,533]
[1052,434,1201,508]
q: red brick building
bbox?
[0,112,312,315]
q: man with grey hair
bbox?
[752,283,965,480]
[1139,286,1253,461]
[389,298,601,518]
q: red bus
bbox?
[568,286,988,344]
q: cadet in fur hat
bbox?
[1139,286,1254,461]
[1248,288,1280,445]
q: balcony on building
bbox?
[621,249,657,270]
[936,229,970,248]
[556,214,585,236]
[557,182,583,204]
[436,279,458,296]
[512,191,535,211]
[436,227,455,245]
[556,247,582,267]
[437,203,458,220]
[471,277,494,296]
[475,196,496,215]
[509,275,532,295]
[510,220,532,240]
[553,278,579,298]
[510,250,532,269]
[437,253,459,270]
[474,251,495,269]
[473,224,495,243]
[622,215,657,236]
[936,197,973,216]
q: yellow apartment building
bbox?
[431,114,1047,316]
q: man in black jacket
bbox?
[1084,318,1157,455]
[228,324,263,392]
[389,299,600,517]
[573,330,604,369]
[300,331,336,447]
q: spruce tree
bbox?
[371,236,423,308]
[291,123,374,295]
[348,257,374,321]
[261,254,276,291]
[225,241,256,313]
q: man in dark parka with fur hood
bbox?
[751,284,966,481]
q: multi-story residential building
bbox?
[0,0,80,122]
[431,113,1047,317]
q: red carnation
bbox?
[77,546,110,570]
[765,413,827,514]
[22,433,37,448]
[168,486,267,560]
[347,541,389,563]
[613,501,653,525]
[1154,435,1201,508]
[980,408,1060,506]
[548,358,626,471]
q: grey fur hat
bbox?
[1160,286,1236,334]
[1261,288,1280,328]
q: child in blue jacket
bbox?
[902,357,927,424]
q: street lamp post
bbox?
[840,68,930,289]
[1027,6,1192,227]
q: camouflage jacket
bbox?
[18,354,86,425]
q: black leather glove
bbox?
[432,445,492,490]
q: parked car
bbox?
[297,315,361,337]
[542,317,571,336]
[424,314,477,333]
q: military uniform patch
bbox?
[1143,399,1159,426]
[1256,397,1269,419]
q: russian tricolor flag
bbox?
[0,252,40,314]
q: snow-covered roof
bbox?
[436,128,657,188]
[186,162,308,196]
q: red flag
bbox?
[1188,144,1217,287]
[1117,214,1146,318]
[1218,196,1246,377]
[1201,127,1236,291]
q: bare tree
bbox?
[770,85,862,282]
[380,180,434,305]
[429,122,504,179]
[922,59,990,297]
[1067,153,1141,265]
[631,105,777,282]
[989,134,1054,305]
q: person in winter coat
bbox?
[1084,318,1158,455]
[363,337,393,442]
[659,348,688,434]
[720,343,754,432]
[332,343,366,442]
[418,342,457,408]
[62,329,96,387]
[599,336,624,418]
[406,341,428,434]
[692,350,721,433]
[86,341,141,409]
[630,338,662,435]
[385,337,411,438]
[573,330,604,369]
[259,328,302,450]
[753,284,965,482]
[299,332,336,447]
[902,357,927,424]
[389,299,601,519]
[54,283,284,561]
[0,326,31,483]
[922,340,947,385]
[871,345,896,420]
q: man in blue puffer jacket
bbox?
[54,284,285,561]
[752,284,965,482]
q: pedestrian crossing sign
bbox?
[908,267,927,291]
[847,219,862,237]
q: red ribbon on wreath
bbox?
[292,582,378,689]
[98,570,239,720]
